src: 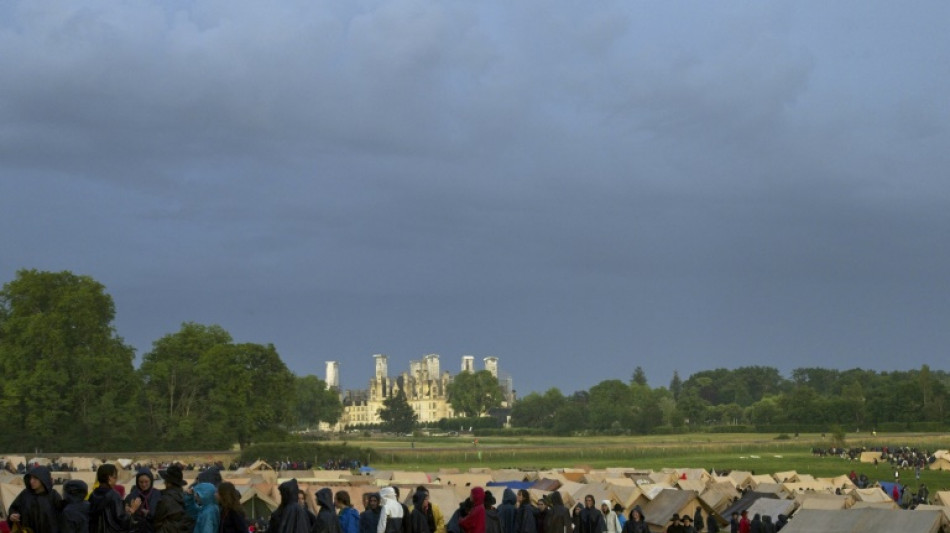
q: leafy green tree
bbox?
[139,322,232,447]
[197,343,296,449]
[0,269,139,451]
[550,397,589,435]
[510,388,565,428]
[631,367,648,387]
[294,375,343,429]
[378,390,417,434]
[669,371,682,400]
[447,369,504,417]
[588,380,634,431]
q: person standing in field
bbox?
[513,491,536,533]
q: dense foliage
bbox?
[510,365,950,435]
[0,269,342,452]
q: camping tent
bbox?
[641,489,702,532]
[780,508,940,533]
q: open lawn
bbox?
[331,432,950,490]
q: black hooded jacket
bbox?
[359,495,381,533]
[128,469,162,533]
[62,480,90,533]
[153,468,191,533]
[409,491,431,533]
[8,466,64,533]
[543,493,570,533]
[496,491,516,533]
[514,500,536,533]
[621,507,648,533]
[310,489,341,533]
[89,482,136,533]
[269,480,312,533]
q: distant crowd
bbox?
[1,458,365,476]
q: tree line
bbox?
[510,364,950,434]
[0,269,341,452]
[3,269,947,450]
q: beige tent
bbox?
[820,475,856,490]
[391,471,431,485]
[239,485,279,519]
[934,491,950,506]
[860,451,884,463]
[1,483,23,512]
[851,488,893,504]
[642,489,702,532]
[929,457,950,471]
[749,475,775,488]
[780,508,941,533]
[436,472,493,487]
[773,471,800,483]
[59,457,100,471]
[745,498,796,520]
[915,504,950,528]
[797,493,851,510]
[674,468,711,483]
[726,471,754,490]
[675,479,706,493]
[851,501,898,510]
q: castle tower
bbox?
[484,356,499,378]
[374,354,388,379]
[461,355,475,373]
[424,354,440,377]
[325,361,340,390]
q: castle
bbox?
[325,354,513,428]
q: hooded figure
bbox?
[8,466,64,533]
[269,480,311,533]
[185,483,219,533]
[194,469,222,488]
[445,499,472,533]
[458,488,485,533]
[311,489,341,533]
[336,492,359,533]
[759,517,773,533]
[692,509,704,533]
[359,494,382,533]
[90,464,140,533]
[62,480,90,533]
[600,502,619,533]
[748,515,760,533]
[514,491,536,533]
[495,490,516,533]
[409,491,432,533]
[577,497,605,533]
[774,517,787,533]
[376,488,403,533]
[543,493,570,533]
[621,506,647,533]
[153,465,190,533]
[128,469,161,533]
[483,493,501,533]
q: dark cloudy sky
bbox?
[2,1,948,396]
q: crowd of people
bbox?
[1,460,365,477]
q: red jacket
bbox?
[460,487,486,533]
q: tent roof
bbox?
[642,489,698,530]
[744,498,796,520]
[934,491,950,506]
[860,451,884,463]
[797,494,850,510]
[779,508,940,533]
[851,488,892,503]
[721,492,780,518]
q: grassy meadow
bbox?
[331,432,950,490]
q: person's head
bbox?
[573,503,583,516]
[537,499,547,513]
[630,508,642,521]
[97,464,119,487]
[584,495,595,508]
[298,490,307,506]
[517,490,530,505]
[601,500,611,514]
[29,474,44,493]
[614,504,624,515]
[335,490,352,509]
[137,472,153,492]
[682,516,692,526]
[366,493,380,510]
[217,482,243,515]
[732,512,739,520]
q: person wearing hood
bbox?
[185,483,219,533]
[706,514,719,533]
[410,488,443,533]
[692,509,704,533]
[773,516,786,533]
[408,490,432,533]
[153,465,190,533]
[748,515,760,533]
[577,497,605,533]
[62,480,90,533]
[90,464,142,533]
[8,466,64,533]
[599,502,619,533]
[445,499,471,533]
[621,507,647,533]
[335,491,359,533]
[759,517,773,533]
[495,490,516,533]
[311,488,341,533]
[194,469,222,489]
[128,469,162,533]
[513,491,535,533]
[543,493,570,533]
[458,488,485,533]
[376,488,403,533]
[359,494,381,533]
[269,480,311,533]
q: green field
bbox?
[331,432,950,491]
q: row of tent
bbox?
[3,457,950,533]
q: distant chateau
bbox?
[325,354,514,428]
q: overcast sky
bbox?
[1,1,948,396]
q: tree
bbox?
[138,322,232,448]
[631,367,648,387]
[0,269,139,451]
[197,343,296,449]
[447,370,504,417]
[378,390,417,434]
[588,380,634,431]
[294,375,343,429]
[510,388,565,429]
[669,371,682,400]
